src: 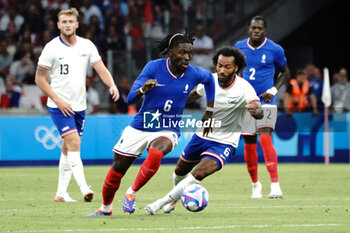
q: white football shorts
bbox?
[241,104,277,135]
[112,126,178,157]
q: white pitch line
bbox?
[6,223,344,233]
[224,204,348,209]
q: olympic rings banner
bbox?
[0,113,349,166]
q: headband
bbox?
[168,33,183,47]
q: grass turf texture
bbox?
[0,163,349,233]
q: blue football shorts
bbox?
[180,134,236,170]
[48,107,85,137]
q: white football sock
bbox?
[126,186,137,196]
[173,172,188,187]
[67,151,89,193]
[56,153,72,196]
[100,203,113,212]
[159,174,200,207]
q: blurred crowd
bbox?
[0,0,349,115]
[0,0,222,113]
[277,65,350,115]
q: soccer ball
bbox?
[181,184,209,212]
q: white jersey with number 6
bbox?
[196,73,260,147]
[38,36,101,111]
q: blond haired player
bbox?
[35,8,119,202]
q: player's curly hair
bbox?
[154,29,194,55]
[212,46,247,74]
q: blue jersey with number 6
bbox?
[235,38,287,105]
[127,58,215,136]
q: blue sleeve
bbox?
[203,72,215,101]
[274,44,287,68]
[127,61,154,103]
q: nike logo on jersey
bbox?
[59,57,64,60]
[79,53,87,57]
[228,100,238,104]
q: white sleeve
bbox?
[244,82,260,103]
[88,40,101,65]
[37,44,53,69]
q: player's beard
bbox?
[220,71,235,87]
[61,28,75,38]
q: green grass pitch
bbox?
[0,163,349,233]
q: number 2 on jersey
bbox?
[249,68,256,80]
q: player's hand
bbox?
[56,99,75,117]
[245,103,257,116]
[260,92,274,102]
[261,87,277,102]
[141,79,159,93]
[110,86,120,102]
[245,103,263,119]
[201,111,213,137]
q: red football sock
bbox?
[244,143,259,183]
[131,148,164,192]
[102,167,124,205]
[259,134,279,183]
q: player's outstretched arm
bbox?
[93,61,119,102]
[127,78,159,103]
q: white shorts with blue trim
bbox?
[112,126,178,157]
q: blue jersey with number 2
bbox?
[127,58,215,136]
[235,38,287,105]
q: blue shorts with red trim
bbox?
[48,107,85,137]
[181,134,236,170]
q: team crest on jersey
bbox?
[261,54,267,63]
[183,84,189,93]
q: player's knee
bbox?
[244,135,257,144]
[191,165,213,181]
[174,165,187,176]
[64,136,80,151]
[191,169,208,181]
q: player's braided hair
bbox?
[154,29,194,55]
[212,46,247,74]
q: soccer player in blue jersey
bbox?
[235,16,290,199]
[88,30,215,217]
[145,46,264,215]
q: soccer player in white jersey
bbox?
[145,46,264,215]
[35,8,119,202]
